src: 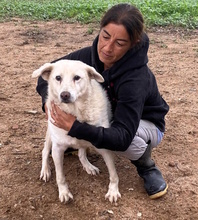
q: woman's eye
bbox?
[74,75,80,81]
[103,35,109,40]
[55,75,61,81]
[116,41,124,47]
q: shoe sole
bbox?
[149,184,168,199]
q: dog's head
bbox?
[32,60,104,103]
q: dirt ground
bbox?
[0,19,198,220]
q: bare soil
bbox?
[0,19,198,220]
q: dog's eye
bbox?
[56,75,62,81]
[74,75,80,81]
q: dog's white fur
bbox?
[32,60,121,203]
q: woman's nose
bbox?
[105,41,113,52]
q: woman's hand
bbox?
[50,102,76,131]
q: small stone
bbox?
[55,43,61,47]
[107,210,114,215]
[30,205,36,210]
[137,212,142,217]
[168,161,176,167]
[12,125,19,130]
[25,110,38,115]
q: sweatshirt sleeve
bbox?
[68,120,132,151]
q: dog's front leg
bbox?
[97,149,121,203]
[52,144,73,203]
[40,128,52,182]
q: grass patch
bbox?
[0,0,197,28]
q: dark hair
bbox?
[100,3,144,44]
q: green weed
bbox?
[0,0,197,28]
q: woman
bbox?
[36,3,169,199]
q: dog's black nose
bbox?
[60,91,70,102]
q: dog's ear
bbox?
[32,63,53,81]
[86,66,104,83]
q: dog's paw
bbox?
[59,187,73,203]
[40,165,51,182]
[83,164,100,175]
[105,188,121,203]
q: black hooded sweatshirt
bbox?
[36,33,169,152]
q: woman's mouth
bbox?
[101,51,112,59]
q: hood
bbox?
[91,33,149,80]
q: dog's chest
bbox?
[48,121,91,149]
[48,122,75,145]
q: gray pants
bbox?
[116,120,164,161]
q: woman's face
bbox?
[98,23,132,69]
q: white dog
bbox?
[32,60,121,203]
